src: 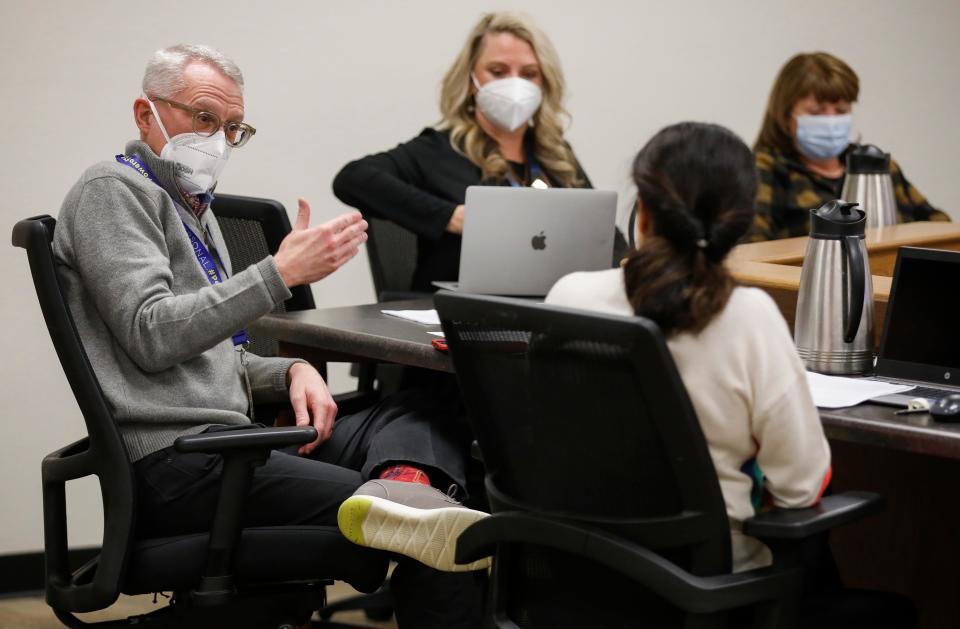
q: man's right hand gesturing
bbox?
[273,198,368,287]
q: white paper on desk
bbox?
[427,331,445,336]
[381,309,441,326]
[805,371,915,409]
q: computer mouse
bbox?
[930,394,960,422]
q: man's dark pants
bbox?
[133,388,484,628]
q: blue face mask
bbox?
[795,114,852,160]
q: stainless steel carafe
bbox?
[795,200,874,374]
[840,144,897,229]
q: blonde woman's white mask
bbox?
[473,74,542,133]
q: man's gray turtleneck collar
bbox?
[124,140,199,226]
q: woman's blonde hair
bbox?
[755,52,859,155]
[439,12,583,187]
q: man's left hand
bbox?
[286,362,337,455]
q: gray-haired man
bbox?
[53,44,486,628]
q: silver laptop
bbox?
[433,186,617,296]
[868,247,960,406]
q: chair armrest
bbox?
[456,512,798,614]
[174,426,317,454]
[742,491,883,541]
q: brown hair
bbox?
[754,52,859,155]
[438,12,583,187]
[623,122,757,336]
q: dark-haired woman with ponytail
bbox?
[546,122,832,575]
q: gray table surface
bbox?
[820,404,960,459]
[250,298,453,373]
[251,298,960,459]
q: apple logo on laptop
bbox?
[531,231,547,250]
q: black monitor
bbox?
[876,246,960,385]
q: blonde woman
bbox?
[333,12,626,292]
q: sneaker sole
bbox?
[337,495,490,572]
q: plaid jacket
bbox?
[747,146,950,242]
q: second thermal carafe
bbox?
[840,144,897,229]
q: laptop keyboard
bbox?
[909,386,955,400]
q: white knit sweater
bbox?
[546,268,831,572]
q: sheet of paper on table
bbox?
[381,309,441,326]
[805,371,915,409]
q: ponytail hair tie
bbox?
[696,238,709,249]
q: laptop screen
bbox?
[878,247,960,382]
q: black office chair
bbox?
[211,193,376,415]
[364,215,425,302]
[354,212,436,404]
[436,292,888,628]
[12,215,389,628]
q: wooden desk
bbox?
[820,403,960,629]
[254,294,960,628]
[826,436,960,629]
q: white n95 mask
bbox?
[473,74,543,133]
[148,99,231,195]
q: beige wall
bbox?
[1,0,958,554]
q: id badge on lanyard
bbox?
[507,148,549,189]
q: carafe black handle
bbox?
[843,235,865,343]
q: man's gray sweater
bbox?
[54,140,301,462]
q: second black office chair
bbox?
[364,214,424,302]
[437,292,889,629]
[211,193,377,415]
[356,210,435,402]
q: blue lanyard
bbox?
[507,148,547,188]
[115,154,247,347]
[116,153,162,186]
[180,223,247,347]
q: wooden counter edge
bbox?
[728,222,960,266]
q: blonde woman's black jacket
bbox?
[333,127,627,292]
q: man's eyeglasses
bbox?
[150,97,256,148]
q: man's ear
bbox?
[133,97,153,139]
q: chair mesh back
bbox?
[216,216,287,357]
[365,216,418,298]
[437,293,731,627]
[445,324,683,523]
[525,336,681,517]
[210,194,315,357]
[216,216,276,284]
